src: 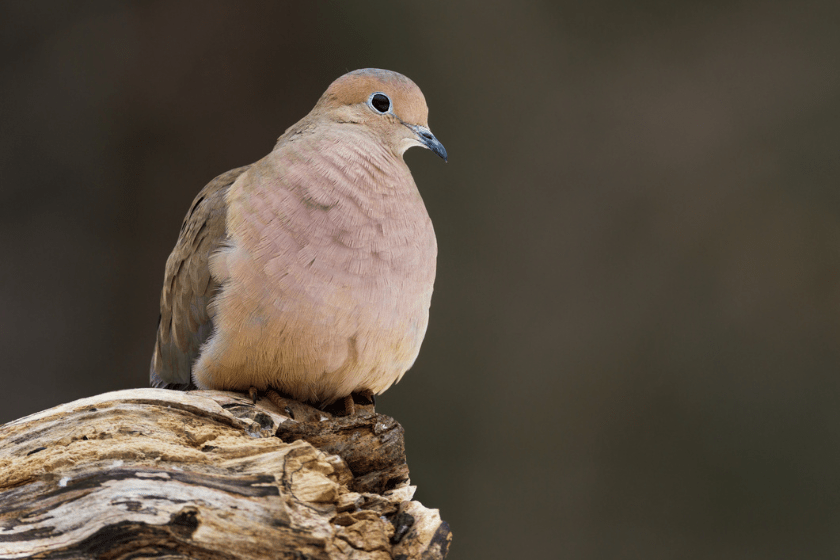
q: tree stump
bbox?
[0,389,451,559]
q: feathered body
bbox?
[150,69,444,404]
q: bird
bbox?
[150,68,446,414]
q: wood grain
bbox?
[0,389,450,559]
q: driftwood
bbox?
[0,389,451,559]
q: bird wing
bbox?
[150,165,250,389]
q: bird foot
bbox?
[355,389,376,406]
[248,386,259,404]
[336,390,376,416]
[342,394,356,416]
[266,389,296,419]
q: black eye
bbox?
[370,93,391,114]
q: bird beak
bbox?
[410,125,448,162]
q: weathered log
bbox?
[0,389,451,559]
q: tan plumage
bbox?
[150,69,446,404]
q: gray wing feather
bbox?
[150,165,250,389]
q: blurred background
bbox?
[2,1,839,558]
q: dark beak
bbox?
[411,125,448,162]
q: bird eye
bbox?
[369,93,391,114]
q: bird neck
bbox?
[275,122,415,198]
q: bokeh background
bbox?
[2,1,840,558]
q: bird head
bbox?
[314,68,447,162]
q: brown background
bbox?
[2,1,839,558]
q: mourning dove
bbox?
[150,69,446,411]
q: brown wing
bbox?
[150,165,250,389]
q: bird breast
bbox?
[211,129,437,357]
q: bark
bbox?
[0,389,451,559]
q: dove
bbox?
[150,69,446,413]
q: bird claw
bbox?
[355,389,375,405]
[266,389,296,420]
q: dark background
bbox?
[2,1,840,558]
